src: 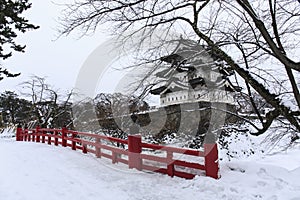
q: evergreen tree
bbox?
[0,91,32,124]
[0,0,39,80]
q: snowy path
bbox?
[0,138,300,200]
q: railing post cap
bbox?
[128,134,141,137]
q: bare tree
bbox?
[72,93,149,138]
[21,76,73,128]
[59,0,300,137]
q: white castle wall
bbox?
[160,89,234,106]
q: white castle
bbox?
[150,39,240,107]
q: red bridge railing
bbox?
[16,126,219,179]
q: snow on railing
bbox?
[16,126,219,179]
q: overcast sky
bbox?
[2,1,298,107]
[0,1,109,94]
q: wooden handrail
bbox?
[17,127,219,179]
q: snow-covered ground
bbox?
[0,131,300,200]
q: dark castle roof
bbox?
[150,39,241,95]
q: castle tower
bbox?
[150,39,241,107]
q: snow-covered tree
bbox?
[59,0,300,141]
[0,91,32,124]
[20,76,73,128]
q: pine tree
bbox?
[0,0,39,80]
[0,91,32,124]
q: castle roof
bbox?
[150,39,242,96]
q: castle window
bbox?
[184,95,186,99]
[176,97,178,100]
[168,98,170,101]
[180,96,182,100]
[162,100,165,103]
[172,97,174,101]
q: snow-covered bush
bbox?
[218,124,262,161]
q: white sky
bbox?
[0,1,109,94]
[1,1,298,107]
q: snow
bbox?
[1,131,300,200]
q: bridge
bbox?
[16,126,219,179]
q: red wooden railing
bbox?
[16,126,219,179]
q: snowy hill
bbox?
[0,134,300,200]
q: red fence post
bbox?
[204,143,219,179]
[95,138,101,158]
[112,151,118,164]
[61,127,67,147]
[128,134,142,170]
[24,127,28,141]
[47,132,52,145]
[71,132,76,150]
[32,129,35,142]
[54,130,58,146]
[82,143,88,154]
[25,127,31,142]
[35,126,40,143]
[41,129,45,143]
[167,151,174,177]
[16,126,22,141]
